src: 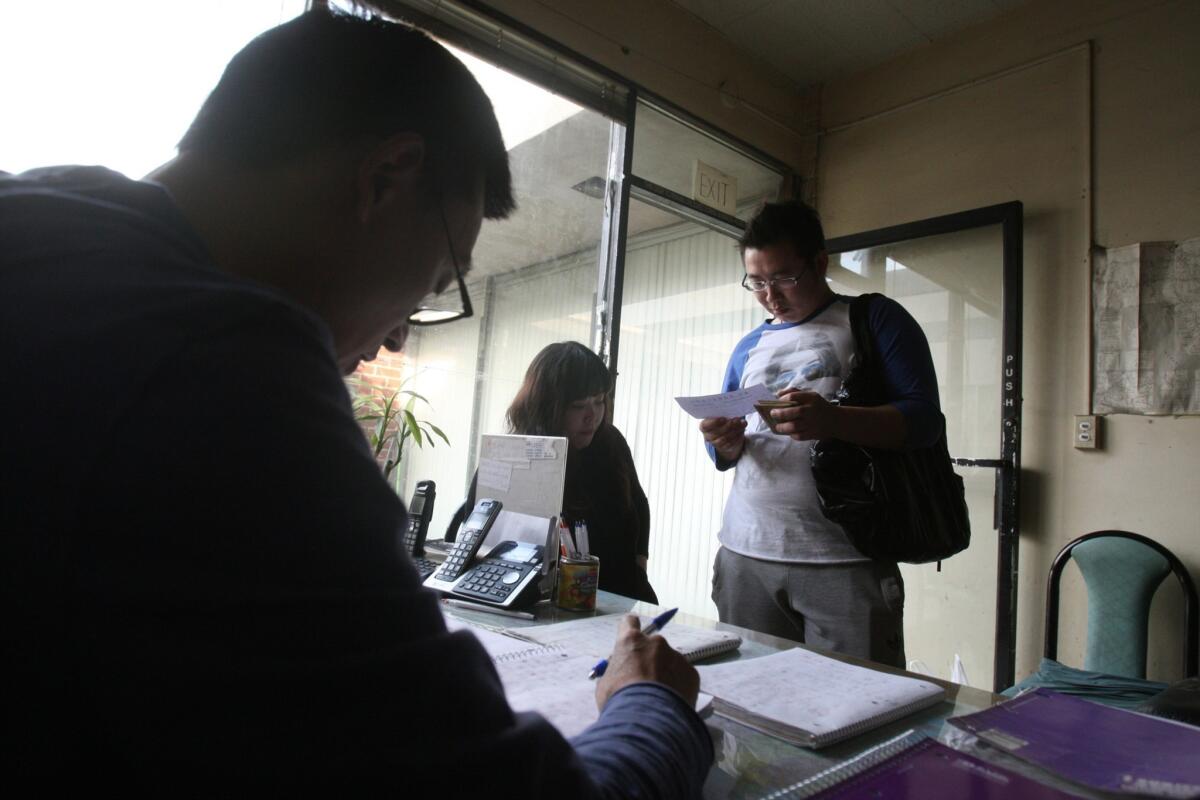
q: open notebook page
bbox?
[494,647,713,739]
[504,614,741,662]
[443,611,543,659]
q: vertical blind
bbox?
[612,220,761,616]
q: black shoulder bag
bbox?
[809,293,971,564]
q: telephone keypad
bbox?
[434,530,482,581]
[454,559,536,603]
[411,557,438,581]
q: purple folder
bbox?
[949,688,1200,798]
[794,736,1082,798]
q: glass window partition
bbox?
[611,198,762,617]
[393,285,488,540]
[632,101,785,221]
[474,250,599,455]
[373,52,615,538]
[829,221,1013,691]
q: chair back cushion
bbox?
[1073,537,1170,678]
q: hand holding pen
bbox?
[592,611,699,710]
[590,607,678,678]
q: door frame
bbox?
[825,202,1024,692]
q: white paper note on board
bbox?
[478,458,512,493]
[524,437,557,459]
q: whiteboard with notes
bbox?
[474,434,567,560]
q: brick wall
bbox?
[348,350,411,474]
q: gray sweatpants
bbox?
[712,546,906,668]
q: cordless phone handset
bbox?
[434,498,502,581]
[403,480,436,556]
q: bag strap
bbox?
[843,293,886,407]
[848,293,877,371]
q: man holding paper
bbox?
[699,200,944,668]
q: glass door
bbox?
[826,203,1023,692]
[609,197,759,618]
[603,97,791,618]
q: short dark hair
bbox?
[178,10,514,219]
[738,199,825,262]
[506,342,611,436]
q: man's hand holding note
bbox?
[677,385,775,464]
[674,384,776,419]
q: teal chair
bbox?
[1005,530,1198,707]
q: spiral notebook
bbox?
[503,614,743,663]
[446,614,713,739]
[491,644,713,738]
[696,647,945,748]
[762,731,1083,799]
[949,688,1200,798]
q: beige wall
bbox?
[482,0,1200,682]
[817,0,1200,682]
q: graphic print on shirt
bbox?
[759,330,843,393]
[721,303,865,562]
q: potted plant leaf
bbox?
[347,374,450,493]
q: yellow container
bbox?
[555,555,600,611]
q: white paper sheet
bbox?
[477,458,512,493]
[495,648,714,739]
[442,613,543,659]
[504,614,742,662]
[1094,238,1200,414]
[524,437,558,459]
[674,383,777,419]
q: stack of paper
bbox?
[697,647,945,748]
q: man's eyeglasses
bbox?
[741,274,802,293]
[408,206,474,326]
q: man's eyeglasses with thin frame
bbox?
[407,206,473,326]
[741,274,802,293]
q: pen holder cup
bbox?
[555,555,600,611]
[753,399,799,435]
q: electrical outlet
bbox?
[1074,415,1098,449]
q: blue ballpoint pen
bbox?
[588,607,679,679]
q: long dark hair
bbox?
[506,341,611,436]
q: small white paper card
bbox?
[477,458,513,493]
[524,437,557,460]
[674,384,777,419]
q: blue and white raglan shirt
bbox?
[708,295,943,564]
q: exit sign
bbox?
[692,160,738,216]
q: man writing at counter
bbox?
[2,11,711,795]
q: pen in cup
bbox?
[588,607,679,679]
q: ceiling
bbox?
[467,103,784,281]
[668,0,1029,88]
